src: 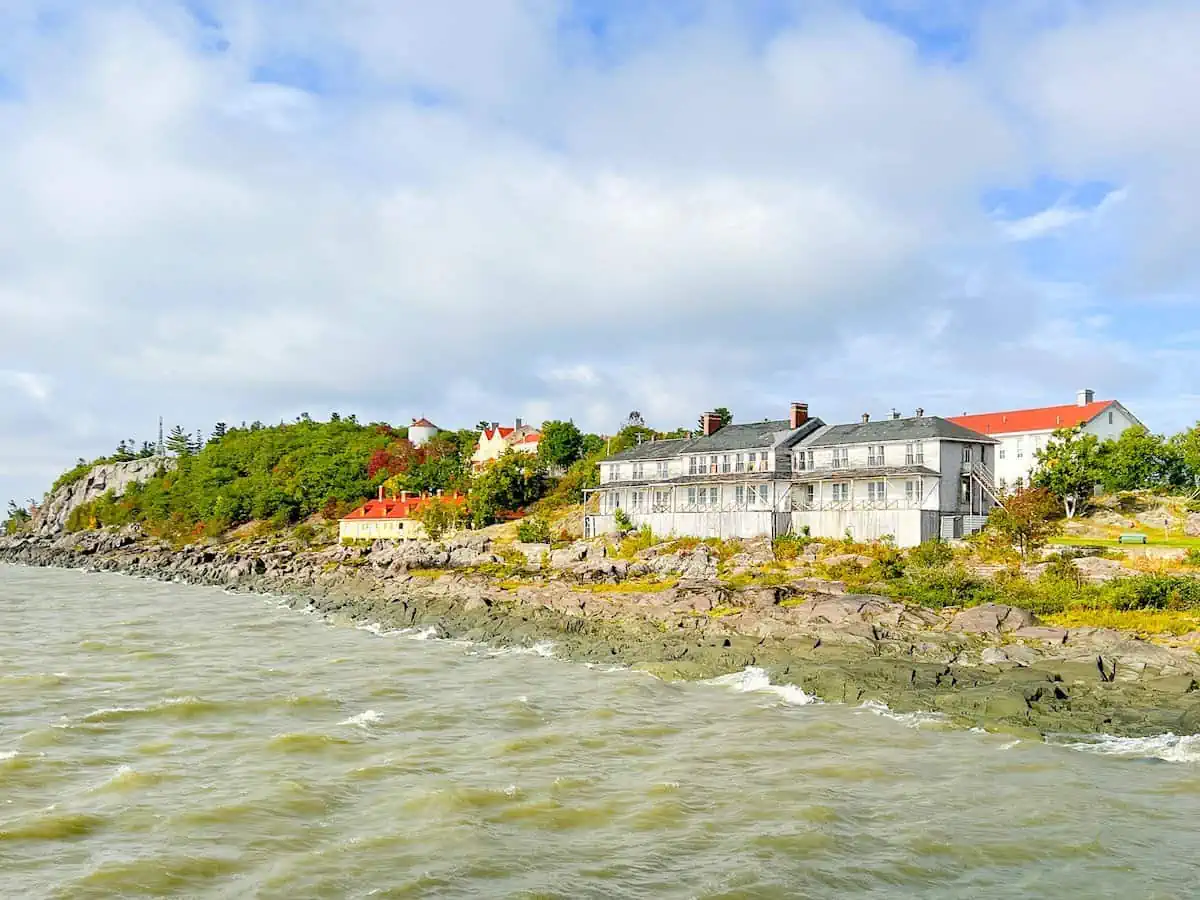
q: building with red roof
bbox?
[339,488,466,542]
[947,389,1141,492]
[471,418,541,471]
[408,417,441,448]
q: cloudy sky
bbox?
[2,0,1199,507]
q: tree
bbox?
[468,451,549,527]
[1032,427,1102,517]
[986,487,1061,559]
[413,497,465,541]
[581,433,605,457]
[1170,423,1200,491]
[538,420,585,469]
[1098,426,1186,493]
[3,500,32,535]
[712,407,732,427]
[211,422,228,443]
[166,425,192,457]
[625,411,645,428]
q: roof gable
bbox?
[947,401,1115,436]
[605,418,824,460]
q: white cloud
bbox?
[0,0,1198,505]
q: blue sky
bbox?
[1,0,1198,507]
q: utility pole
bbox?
[158,417,164,457]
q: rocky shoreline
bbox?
[3,528,1200,739]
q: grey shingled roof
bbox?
[807,416,996,447]
[606,418,823,461]
[606,437,695,462]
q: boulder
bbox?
[511,542,551,569]
[549,543,589,569]
[1185,513,1200,538]
[948,604,1038,635]
[1012,625,1068,645]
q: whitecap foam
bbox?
[356,622,402,638]
[488,641,556,659]
[706,667,818,706]
[857,699,947,728]
[1051,733,1200,764]
[340,709,384,728]
[0,749,19,762]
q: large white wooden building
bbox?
[585,404,1000,547]
[948,390,1142,493]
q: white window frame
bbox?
[867,481,886,503]
[832,482,849,503]
[608,464,621,482]
[632,462,644,480]
[868,445,884,467]
[999,444,1006,460]
[721,454,732,474]
[758,484,770,507]
[653,489,672,511]
[832,448,849,469]
[735,485,745,506]
[687,486,698,506]
[905,479,922,505]
[735,453,745,473]
[656,461,669,479]
[709,455,719,474]
[1016,437,1024,459]
[630,490,645,511]
[804,484,815,506]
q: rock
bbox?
[822,553,874,570]
[511,542,551,569]
[1185,513,1200,538]
[1013,626,1067,645]
[980,648,1009,665]
[34,458,175,536]
[949,604,1038,635]
[1143,675,1197,695]
[1073,556,1136,583]
[549,544,589,569]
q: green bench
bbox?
[1118,533,1148,545]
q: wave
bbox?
[78,696,223,724]
[857,699,948,729]
[1049,733,1200,764]
[487,641,556,659]
[339,709,383,728]
[706,667,818,706]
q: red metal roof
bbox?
[341,493,465,521]
[947,401,1115,436]
[482,426,515,441]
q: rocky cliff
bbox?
[35,458,175,536]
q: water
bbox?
[3,566,1200,899]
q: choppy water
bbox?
[4,566,1200,899]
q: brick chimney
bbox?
[1076,389,1094,407]
[377,485,384,501]
[789,402,809,429]
[701,411,722,436]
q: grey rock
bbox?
[949,604,1038,635]
[35,458,175,536]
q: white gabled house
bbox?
[585,404,1000,547]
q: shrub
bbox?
[613,507,634,534]
[772,533,811,562]
[516,515,552,544]
[907,539,954,569]
[293,523,317,547]
[414,497,465,541]
[1186,547,1200,568]
[897,565,1000,609]
[616,524,657,559]
[1041,553,1083,588]
[1103,575,1200,611]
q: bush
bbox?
[907,539,953,569]
[516,515,552,544]
[615,525,657,559]
[1103,575,1200,611]
[293,523,317,547]
[1186,547,1200,568]
[772,533,812,562]
[613,507,634,534]
[895,565,1000,609]
[1041,553,1083,588]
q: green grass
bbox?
[1050,535,1200,550]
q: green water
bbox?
[3,566,1200,898]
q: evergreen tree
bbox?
[166,425,192,457]
[211,422,228,443]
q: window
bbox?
[687,487,698,506]
[653,489,671,511]
[688,456,699,476]
[632,462,644,480]
[905,442,924,465]
[1016,437,1024,459]
[960,476,971,504]
[832,483,849,503]
[606,491,621,512]
[796,449,813,471]
[656,461,668,479]
[608,464,621,482]
[803,485,816,506]
[709,455,719,474]
[905,479,922,504]
[999,444,1006,460]
[868,445,884,467]
[1108,411,1114,424]
[735,453,745,473]
[630,490,645,511]
[759,452,770,471]
[758,485,770,507]
[722,454,732,474]
[832,448,849,469]
[998,477,1007,493]
[695,486,720,509]
[868,481,886,503]
[962,445,972,463]
[735,485,745,506]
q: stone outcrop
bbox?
[34,458,174,536]
[3,530,1200,740]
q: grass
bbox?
[1044,608,1200,637]
[1050,535,1200,550]
[571,577,679,594]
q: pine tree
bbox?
[166,425,191,457]
[211,422,228,443]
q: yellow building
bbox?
[338,490,465,542]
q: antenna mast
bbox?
[158,417,164,457]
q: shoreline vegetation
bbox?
[5,524,1200,741]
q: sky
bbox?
[2,0,1199,508]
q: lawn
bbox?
[1050,534,1200,550]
